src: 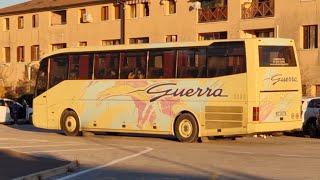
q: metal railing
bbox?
[242,0,274,19]
[198,6,228,23]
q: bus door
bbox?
[255,42,301,123]
[33,58,49,128]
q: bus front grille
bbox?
[205,106,243,129]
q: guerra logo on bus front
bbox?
[128,82,228,102]
[264,74,298,85]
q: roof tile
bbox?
[0,0,116,16]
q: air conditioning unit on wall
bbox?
[192,1,201,10]
[83,13,93,23]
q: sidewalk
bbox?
[0,149,77,180]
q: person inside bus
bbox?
[128,70,135,79]
[128,68,145,79]
[136,69,145,79]
[107,69,117,79]
[69,65,79,79]
[96,68,106,79]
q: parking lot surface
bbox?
[0,124,320,180]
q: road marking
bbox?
[277,154,313,158]
[23,147,141,153]
[0,143,86,149]
[56,147,153,180]
[0,138,49,142]
[224,150,314,159]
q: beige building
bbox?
[0,0,319,96]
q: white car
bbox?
[302,97,320,137]
[0,98,33,124]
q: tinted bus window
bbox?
[259,46,297,67]
[148,50,175,79]
[94,53,119,79]
[120,51,147,79]
[35,58,48,96]
[69,54,93,80]
[207,42,246,78]
[49,55,68,88]
[177,48,206,78]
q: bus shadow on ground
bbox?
[4,123,64,135]
[283,131,316,138]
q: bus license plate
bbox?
[276,111,286,116]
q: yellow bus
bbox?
[33,38,302,142]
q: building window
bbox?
[18,16,24,29]
[129,4,136,18]
[242,28,274,38]
[51,10,67,25]
[17,46,25,62]
[168,0,176,14]
[102,39,120,46]
[80,9,86,23]
[3,47,10,63]
[254,29,274,37]
[129,37,149,44]
[303,25,318,49]
[52,43,67,51]
[4,18,9,30]
[32,14,39,28]
[143,3,149,17]
[114,5,120,19]
[166,35,177,42]
[31,45,40,61]
[198,31,228,40]
[79,42,87,46]
[101,6,109,21]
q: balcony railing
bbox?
[198,6,228,23]
[242,0,274,19]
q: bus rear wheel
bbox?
[61,111,82,136]
[174,113,199,143]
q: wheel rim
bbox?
[179,119,193,138]
[65,116,77,132]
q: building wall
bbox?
[0,0,320,96]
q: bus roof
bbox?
[41,38,293,60]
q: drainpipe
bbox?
[117,0,126,44]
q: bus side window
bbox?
[148,50,175,79]
[178,49,207,78]
[120,51,146,79]
[94,53,119,79]
[207,42,246,78]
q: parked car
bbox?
[0,98,33,124]
[302,97,320,137]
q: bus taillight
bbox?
[253,107,259,122]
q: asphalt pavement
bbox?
[0,149,75,180]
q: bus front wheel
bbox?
[174,113,199,143]
[61,111,82,136]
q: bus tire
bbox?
[174,113,199,143]
[61,111,82,136]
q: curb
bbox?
[13,160,78,180]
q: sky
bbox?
[0,0,29,8]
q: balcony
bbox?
[242,0,274,19]
[198,6,228,23]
